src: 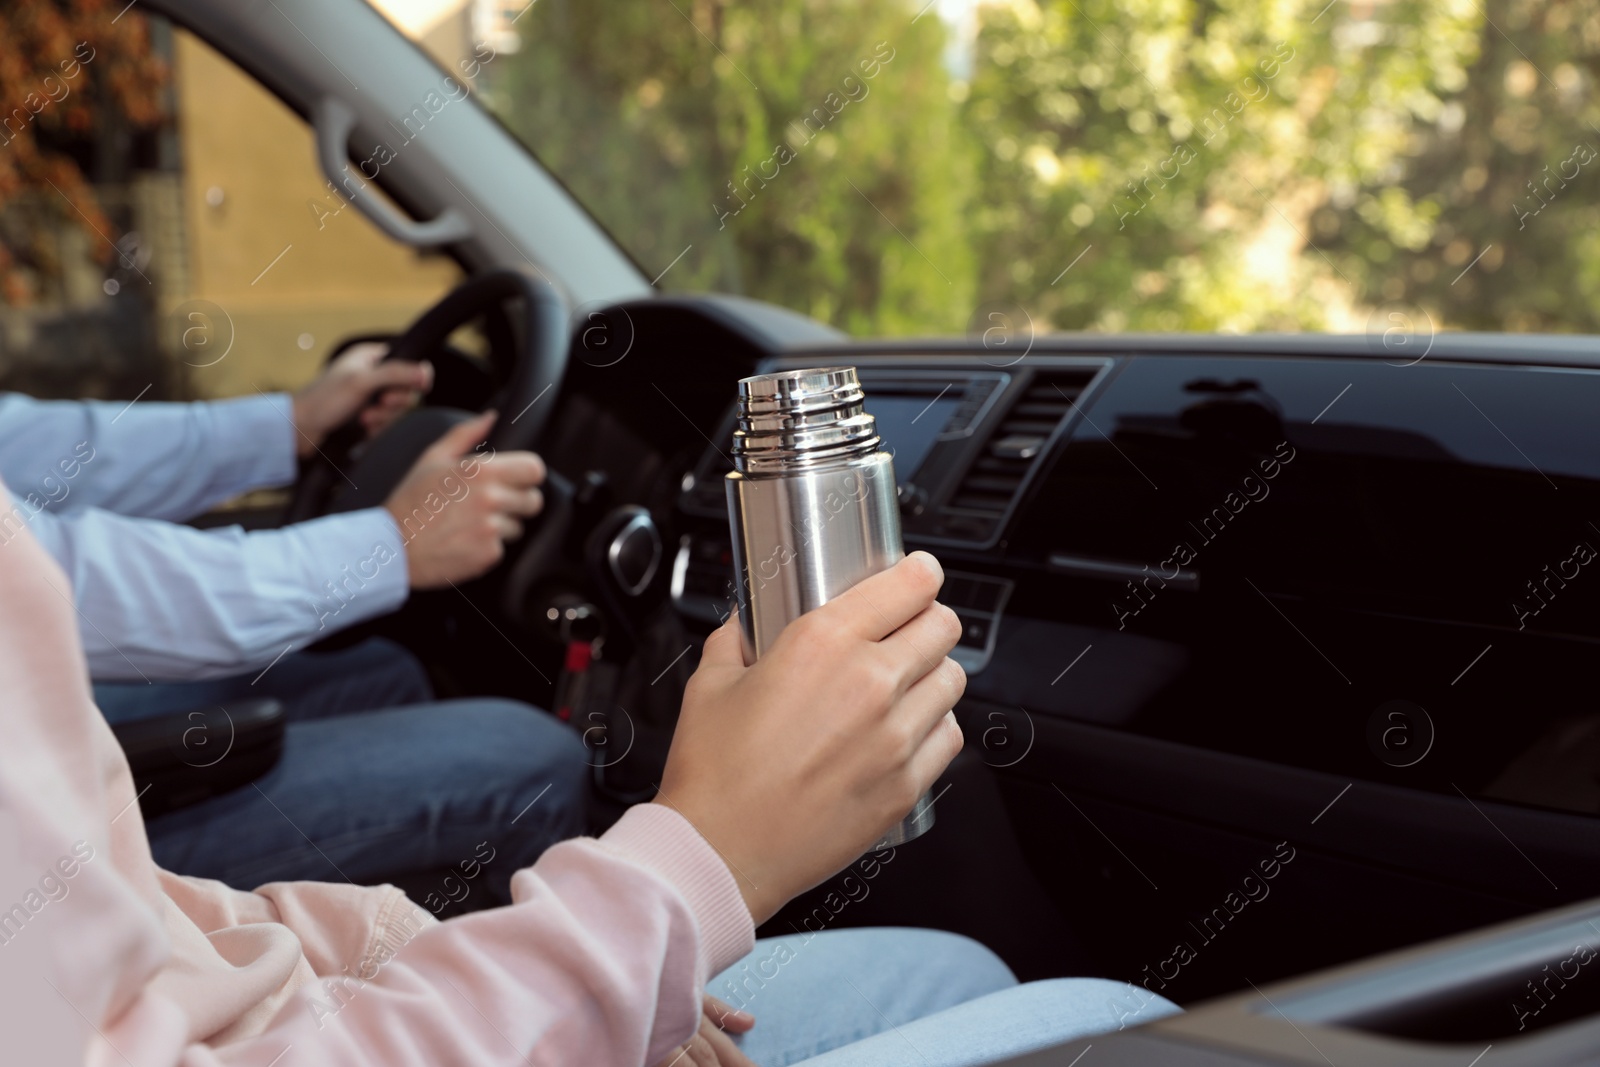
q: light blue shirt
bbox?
[0,393,409,681]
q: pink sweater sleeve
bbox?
[143,806,755,1067]
[0,482,756,1067]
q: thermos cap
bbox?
[731,366,881,474]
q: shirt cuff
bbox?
[297,508,412,627]
[204,394,300,492]
[597,804,756,981]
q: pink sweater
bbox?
[0,502,755,1065]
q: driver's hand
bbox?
[653,996,757,1067]
[291,341,433,457]
[384,410,545,588]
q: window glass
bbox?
[378,1,1600,338]
[0,10,460,403]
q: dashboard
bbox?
[546,298,1600,807]
[538,294,1600,1064]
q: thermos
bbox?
[725,366,936,846]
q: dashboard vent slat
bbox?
[937,370,1094,538]
[997,417,1064,436]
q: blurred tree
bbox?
[487,0,1600,336]
[489,0,975,334]
[0,0,167,305]
[962,0,1484,333]
[1328,0,1600,333]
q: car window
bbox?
[0,11,460,403]
[372,0,1600,340]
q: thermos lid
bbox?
[731,366,881,473]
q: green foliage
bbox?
[1328,0,1600,332]
[489,0,1600,336]
[964,0,1488,332]
[491,0,974,334]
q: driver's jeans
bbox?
[92,637,589,908]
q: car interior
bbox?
[13,0,1600,1063]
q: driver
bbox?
[0,342,588,905]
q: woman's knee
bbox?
[751,927,1017,1001]
[1006,977,1180,1032]
[872,928,1016,995]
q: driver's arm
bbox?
[0,391,302,522]
[0,343,430,523]
[14,492,409,680]
[4,412,543,681]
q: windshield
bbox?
[381,0,1600,339]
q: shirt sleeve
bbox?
[0,392,299,522]
[12,495,410,681]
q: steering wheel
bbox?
[285,268,568,524]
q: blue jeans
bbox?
[94,639,590,906]
[93,636,438,725]
[712,928,1180,1066]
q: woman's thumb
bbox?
[698,608,749,671]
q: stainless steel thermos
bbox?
[724,366,936,846]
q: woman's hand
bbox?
[654,996,757,1067]
[658,551,966,925]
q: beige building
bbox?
[171,8,448,397]
[165,0,527,398]
[0,1,525,401]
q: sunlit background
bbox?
[1,0,1595,402]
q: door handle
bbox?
[313,97,473,247]
[1048,552,1200,591]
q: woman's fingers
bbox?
[657,1016,756,1067]
[702,1021,758,1066]
[904,710,965,802]
[814,552,944,643]
[661,550,970,926]
[894,656,967,751]
[656,1036,711,1067]
[878,601,964,690]
[704,994,756,1034]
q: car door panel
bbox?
[979,351,1600,999]
[981,707,1591,1001]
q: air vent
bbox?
[939,371,1093,536]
